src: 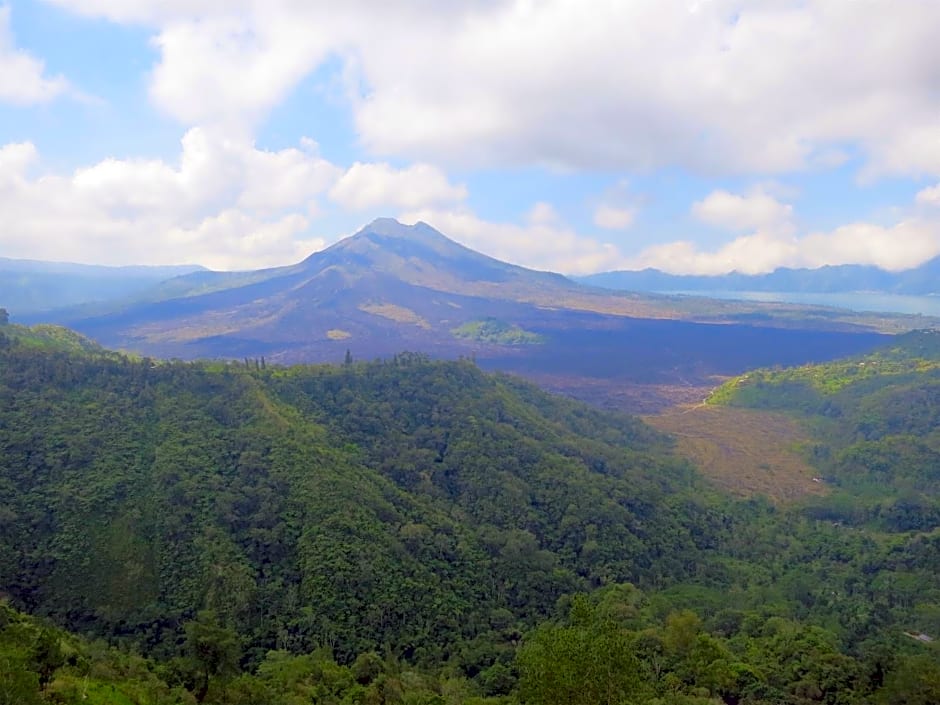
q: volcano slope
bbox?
[38,218,907,413]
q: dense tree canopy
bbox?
[1,324,939,704]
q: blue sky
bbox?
[1,0,940,275]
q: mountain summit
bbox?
[306,218,573,296]
[52,218,606,361]
[42,218,894,406]
[312,218,462,264]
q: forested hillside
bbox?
[1,324,939,704]
[711,329,940,532]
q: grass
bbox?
[0,323,107,355]
[710,356,940,404]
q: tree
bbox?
[344,349,353,366]
[878,654,940,705]
[31,628,64,688]
[0,655,41,705]
[184,611,241,702]
[517,596,644,705]
[0,308,7,325]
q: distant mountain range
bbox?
[0,257,205,314]
[578,258,940,295]
[33,218,680,360]
[28,218,915,362]
[16,218,910,411]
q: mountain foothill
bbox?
[1,220,939,704]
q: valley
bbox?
[2,321,940,704]
[646,406,823,503]
[8,4,940,703]
[4,222,940,704]
[475,313,888,412]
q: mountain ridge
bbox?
[0,257,207,314]
[24,218,926,412]
[0,256,205,276]
[33,218,685,361]
[579,257,940,295]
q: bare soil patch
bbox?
[647,405,827,503]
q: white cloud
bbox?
[42,0,246,25]
[399,206,629,275]
[0,129,338,269]
[347,0,940,177]
[593,204,635,230]
[0,6,69,105]
[916,184,940,208]
[329,162,466,211]
[43,0,940,177]
[147,12,331,131]
[68,127,339,220]
[621,187,800,273]
[0,141,39,182]
[527,201,559,226]
[630,232,800,276]
[800,221,940,273]
[625,185,940,275]
[692,189,793,232]
[164,211,323,271]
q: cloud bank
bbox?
[0,131,335,269]
[630,188,940,275]
[9,0,940,274]
[45,0,940,178]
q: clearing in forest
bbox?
[647,405,826,503]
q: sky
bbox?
[2,0,940,275]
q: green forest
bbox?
[1,323,939,704]
[711,329,940,532]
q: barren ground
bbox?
[646,405,826,503]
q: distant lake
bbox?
[662,290,940,317]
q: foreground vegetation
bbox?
[1,324,939,703]
[5,587,940,705]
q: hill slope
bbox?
[709,329,940,530]
[0,257,204,314]
[0,324,726,665]
[4,326,940,703]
